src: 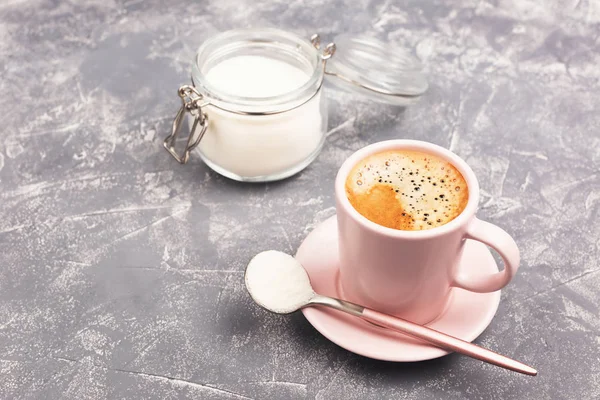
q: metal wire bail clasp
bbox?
[310,34,336,67]
[163,85,209,164]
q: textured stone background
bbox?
[1,0,599,399]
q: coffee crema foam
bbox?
[345,150,469,231]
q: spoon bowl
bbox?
[245,250,315,314]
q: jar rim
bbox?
[192,28,324,115]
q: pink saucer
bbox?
[296,216,501,362]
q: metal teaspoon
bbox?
[244,250,537,376]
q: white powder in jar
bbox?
[198,55,324,179]
[205,56,309,97]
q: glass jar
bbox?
[164,28,427,182]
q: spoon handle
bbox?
[308,295,537,376]
[361,307,537,376]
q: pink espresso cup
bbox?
[335,140,520,325]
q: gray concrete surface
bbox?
[1,0,599,399]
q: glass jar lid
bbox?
[325,34,428,106]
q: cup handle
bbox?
[452,218,520,293]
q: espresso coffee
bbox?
[345,150,469,231]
